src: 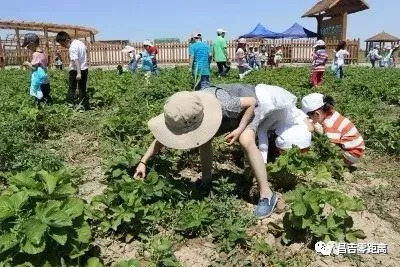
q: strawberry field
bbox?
[0,67,399,267]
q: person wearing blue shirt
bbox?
[189,33,212,90]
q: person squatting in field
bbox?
[254,85,314,163]
[302,93,365,167]
[22,33,53,107]
[134,84,279,219]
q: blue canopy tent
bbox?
[280,23,317,39]
[239,23,280,39]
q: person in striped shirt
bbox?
[302,93,365,167]
[311,40,329,87]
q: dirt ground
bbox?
[47,132,400,266]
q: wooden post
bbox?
[316,16,323,39]
[74,29,78,39]
[15,29,22,69]
[44,27,50,66]
[0,36,4,69]
[342,12,348,41]
[90,33,95,44]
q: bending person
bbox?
[255,84,313,162]
[134,84,278,219]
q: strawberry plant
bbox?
[0,169,92,266]
[282,186,365,244]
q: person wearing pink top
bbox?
[22,33,52,105]
[236,38,253,80]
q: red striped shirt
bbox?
[322,111,365,166]
[312,49,328,72]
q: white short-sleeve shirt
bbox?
[69,40,88,71]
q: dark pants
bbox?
[370,59,376,68]
[194,75,210,91]
[216,62,230,76]
[68,69,89,108]
[56,65,63,70]
[40,83,53,104]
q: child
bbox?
[247,46,256,69]
[236,38,253,80]
[22,33,52,105]
[302,93,365,167]
[274,45,283,67]
[367,45,382,68]
[311,40,328,87]
[259,47,268,69]
[268,45,276,69]
[334,41,350,79]
[55,50,63,70]
[144,40,159,76]
[56,31,89,111]
[122,45,138,72]
[253,47,261,70]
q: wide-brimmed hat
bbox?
[148,91,222,149]
[313,40,326,48]
[121,45,135,54]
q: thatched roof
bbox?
[365,32,400,42]
[0,19,98,38]
[302,0,369,17]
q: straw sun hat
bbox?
[148,91,222,149]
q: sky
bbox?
[0,0,398,43]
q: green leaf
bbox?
[114,259,140,267]
[21,238,46,255]
[52,183,77,196]
[327,215,337,229]
[62,198,84,219]
[9,191,29,210]
[0,232,19,253]
[35,201,72,227]
[49,227,68,245]
[22,217,48,245]
[37,170,59,194]
[86,257,104,267]
[292,201,307,216]
[345,231,358,243]
[0,196,16,222]
[8,172,39,189]
[68,240,89,259]
[75,221,91,243]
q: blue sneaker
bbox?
[255,192,279,219]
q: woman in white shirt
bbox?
[334,41,350,79]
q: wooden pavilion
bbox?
[0,19,98,67]
[365,31,400,51]
[302,0,369,40]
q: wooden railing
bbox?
[0,39,360,69]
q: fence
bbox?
[0,39,360,69]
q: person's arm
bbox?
[208,44,212,64]
[304,118,315,132]
[134,139,164,179]
[189,56,194,70]
[225,97,256,145]
[74,59,82,80]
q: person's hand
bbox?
[225,128,243,145]
[134,162,146,180]
[76,73,82,80]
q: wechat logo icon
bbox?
[315,241,338,256]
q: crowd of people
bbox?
[367,44,399,68]
[22,30,368,218]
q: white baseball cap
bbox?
[238,38,246,44]
[143,40,152,46]
[216,28,227,34]
[301,93,325,114]
[313,40,326,48]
